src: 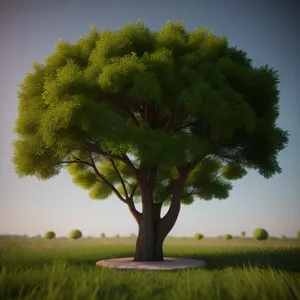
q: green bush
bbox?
[44,231,55,239]
[69,229,82,240]
[253,228,269,241]
[100,233,106,238]
[241,231,246,237]
[194,233,204,240]
[224,234,233,240]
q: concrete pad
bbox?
[95,257,207,270]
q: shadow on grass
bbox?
[182,248,300,273]
[64,248,300,273]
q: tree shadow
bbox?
[65,248,300,273]
[182,248,300,273]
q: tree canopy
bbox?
[13,20,289,209]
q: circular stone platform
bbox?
[95,257,207,270]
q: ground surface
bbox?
[0,237,299,300]
[95,256,208,270]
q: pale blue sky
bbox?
[0,0,299,238]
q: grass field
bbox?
[0,237,300,300]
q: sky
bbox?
[0,0,299,238]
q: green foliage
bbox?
[241,231,246,237]
[194,233,204,240]
[72,170,98,190]
[253,228,269,241]
[44,231,55,239]
[89,181,112,200]
[225,234,233,240]
[222,164,247,180]
[100,233,106,238]
[66,163,88,176]
[69,229,82,240]
[13,20,288,209]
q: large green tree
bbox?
[13,21,288,261]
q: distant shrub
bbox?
[100,233,106,238]
[69,229,82,240]
[115,234,120,238]
[224,234,232,240]
[194,233,204,240]
[130,233,137,238]
[44,231,55,239]
[253,228,269,241]
[241,231,246,237]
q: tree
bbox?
[194,233,204,239]
[69,229,82,239]
[100,233,106,238]
[44,231,56,239]
[13,20,289,261]
[224,234,232,240]
[253,228,268,241]
[241,231,246,238]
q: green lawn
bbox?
[0,238,299,300]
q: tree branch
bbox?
[154,104,160,129]
[88,155,127,203]
[164,111,175,131]
[153,201,163,232]
[156,174,188,238]
[181,186,197,199]
[85,141,138,174]
[129,183,138,199]
[85,142,122,160]
[147,165,159,195]
[174,122,198,131]
[108,157,141,221]
[109,158,129,200]
[163,106,186,132]
[60,160,78,165]
[139,104,145,122]
[144,102,149,124]
[95,178,106,185]
[123,107,140,127]
[123,154,139,175]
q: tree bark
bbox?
[133,188,167,261]
[134,217,155,261]
[134,210,165,261]
[133,163,190,262]
[133,201,179,261]
[133,176,188,261]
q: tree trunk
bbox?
[133,201,178,261]
[133,199,166,261]
[132,164,189,261]
[134,217,155,261]
[134,219,166,261]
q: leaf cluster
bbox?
[13,20,289,204]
